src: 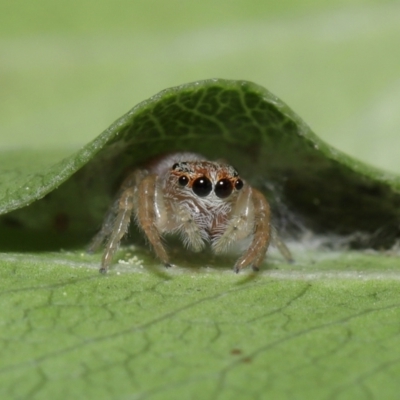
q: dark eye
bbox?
[192,176,212,197]
[235,179,243,191]
[215,178,233,198]
[178,176,189,186]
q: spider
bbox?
[89,152,292,273]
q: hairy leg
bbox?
[88,171,140,254]
[271,225,294,263]
[87,199,119,253]
[136,174,170,266]
[88,170,146,273]
[233,188,271,272]
[99,181,137,273]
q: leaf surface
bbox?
[1,78,400,399]
[2,251,400,399]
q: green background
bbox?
[1,0,400,173]
[1,1,400,399]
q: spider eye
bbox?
[215,178,233,199]
[192,177,212,197]
[235,179,244,191]
[178,175,189,186]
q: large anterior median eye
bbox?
[215,178,233,198]
[192,176,212,197]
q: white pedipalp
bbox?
[174,200,207,252]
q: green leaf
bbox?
[1,79,400,246]
[2,252,400,399]
[1,78,400,399]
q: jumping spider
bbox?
[89,152,292,273]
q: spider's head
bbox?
[168,160,244,201]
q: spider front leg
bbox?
[234,188,271,272]
[212,185,270,272]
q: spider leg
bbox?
[88,170,145,273]
[87,199,119,253]
[98,172,140,273]
[88,170,143,255]
[233,188,271,273]
[271,225,294,263]
[136,174,170,266]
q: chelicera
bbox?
[89,152,292,273]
